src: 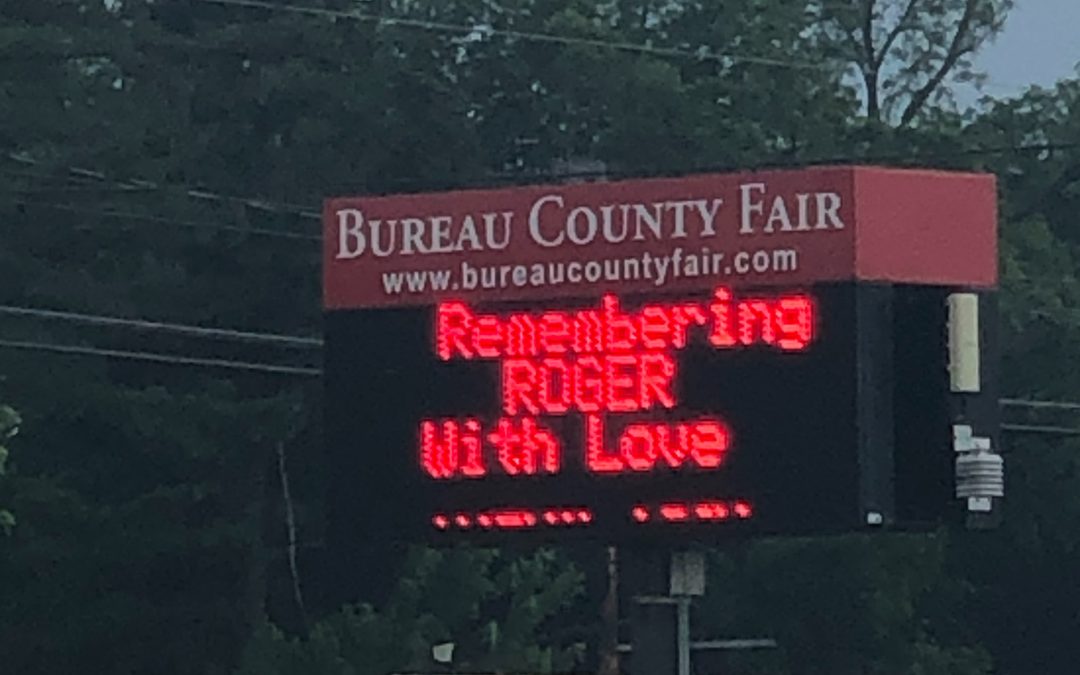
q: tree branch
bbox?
[861,0,881,120]
[874,0,921,67]
[277,440,308,634]
[861,0,876,63]
[899,0,978,126]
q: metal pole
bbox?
[677,596,691,675]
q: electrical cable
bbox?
[1000,398,1080,411]
[8,141,1078,218]
[0,338,321,377]
[193,0,828,70]
[485,142,1080,183]
[3,317,1080,437]
[1001,423,1080,437]
[4,152,321,219]
[4,302,1080,419]
[2,199,322,242]
[0,305,322,349]
[2,331,1080,434]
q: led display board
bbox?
[323,167,998,547]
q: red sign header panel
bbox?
[323,167,996,309]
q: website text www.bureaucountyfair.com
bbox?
[379,246,800,295]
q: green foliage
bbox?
[0,404,19,534]
[236,621,355,675]
[698,534,992,675]
[236,547,585,675]
[813,0,1014,124]
[0,362,304,673]
[0,0,1078,673]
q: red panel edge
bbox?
[853,167,998,289]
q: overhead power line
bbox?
[4,299,1080,397]
[4,302,1080,431]
[0,305,322,349]
[1000,398,1080,411]
[3,199,322,242]
[501,142,1080,183]
[1001,423,1080,437]
[0,338,321,377]
[9,140,1079,223]
[4,152,321,220]
[3,334,1080,434]
[193,0,828,70]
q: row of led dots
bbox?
[432,508,593,531]
[433,501,752,530]
[631,500,753,523]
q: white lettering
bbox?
[765,196,793,233]
[632,203,664,241]
[695,198,724,236]
[369,218,397,257]
[567,206,598,245]
[429,215,453,253]
[529,194,565,247]
[456,216,482,251]
[815,193,845,230]
[601,205,629,243]
[400,218,428,255]
[666,201,695,238]
[512,265,528,286]
[484,212,513,249]
[336,209,366,259]
[653,255,671,286]
[795,194,812,231]
[739,183,766,234]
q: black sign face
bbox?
[324,283,965,548]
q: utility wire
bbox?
[193,0,827,70]
[1000,398,1080,411]
[0,305,322,349]
[2,330,1080,435]
[1001,423,1080,437]
[4,152,321,220]
[6,302,1080,411]
[493,142,1080,183]
[9,141,1079,220]
[5,303,1080,415]
[5,184,156,195]
[0,338,321,377]
[3,199,322,242]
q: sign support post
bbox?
[676,594,692,675]
[625,549,705,675]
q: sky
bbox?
[973,0,1080,97]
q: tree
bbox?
[1,1,1077,673]
[813,0,1014,125]
[696,534,992,675]
[946,76,1080,675]
[236,547,586,675]
[0,404,18,535]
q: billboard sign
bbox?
[323,167,997,547]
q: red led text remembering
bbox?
[436,289,814,361]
